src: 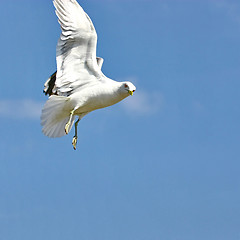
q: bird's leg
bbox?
[65,110,74,135]
[72,118,80,150]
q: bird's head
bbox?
[122,82,136,96]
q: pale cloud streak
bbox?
[117,76,164,116]
[121,90,164,116]
[0,99,43,120]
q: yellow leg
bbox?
[72,118,80,150]
[65,110,74,135]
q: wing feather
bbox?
[53,0,103,96]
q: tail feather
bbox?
[41,95,75,138]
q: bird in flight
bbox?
[41,0,136,150]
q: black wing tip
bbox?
[44,71,57,96]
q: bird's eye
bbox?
[124,84,128,88]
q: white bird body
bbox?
[41,0,136,148]
[61,81,130,116]
[72,82,129,113]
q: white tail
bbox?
[41,95,75,138]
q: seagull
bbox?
[41,0,136,150]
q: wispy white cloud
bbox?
[0,99,43,119]
[121,90,164,116]
[117,76,164,116]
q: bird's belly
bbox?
[73,91,125,115]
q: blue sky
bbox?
[0,0,240,239]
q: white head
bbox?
[121,82,136,96]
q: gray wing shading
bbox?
[53,0,105,96]
[96,57,104,69]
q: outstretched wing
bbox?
[53,0,103,96]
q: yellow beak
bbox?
[129,90,134,96]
